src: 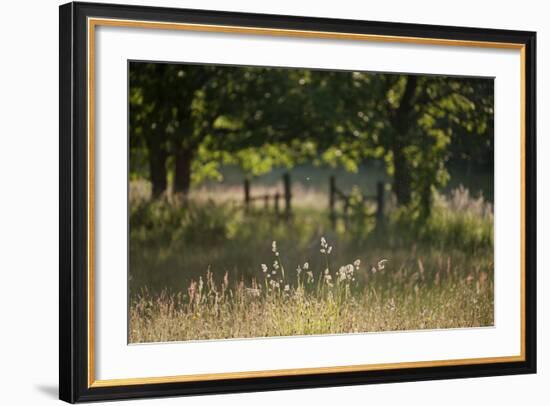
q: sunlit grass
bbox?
[129,237,493,343]
[128,182,494,343]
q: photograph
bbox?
[54,1,536,402]
[128,62,495,343]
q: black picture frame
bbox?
[59,1,537,403]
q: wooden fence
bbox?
[329,175,385,228]
[243,173,385,226]
[244,173,292,218]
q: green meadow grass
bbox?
[128,184,494,343]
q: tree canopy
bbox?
[129,61,493,217]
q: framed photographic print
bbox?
[59,1,537,403]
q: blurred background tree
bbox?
[129,62,493,217]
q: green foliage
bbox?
[388,187,493,252]
[129,185,493,294]
[129,62,493,211]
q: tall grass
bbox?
[384,186,493,252]
[129,182,493,343]
[130,236,493,343]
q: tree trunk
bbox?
[147,135,167,199]
[392,142,412,206]
[390,75,418,206]
[419,183,432,220]
[174,147,194,196]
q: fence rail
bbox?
[244,173,291,218]
[243,173,385,226]
[329,175,385,228]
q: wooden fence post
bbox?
[376,181,385,225]
[244,179,250,212]
[283,173,291,218]
[274,192,280,215]
[343,196,350,226]
[264,194,269,209]
[329,175,336,228]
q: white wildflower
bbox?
[296,265,302,275]
[338,264,354,282]
[303,262,309,270]
[327,246,332,254]
[284,284,290,292]
[324,272,333,287]
[261,264,268,273]
[353,259,361,269]
[378,259,388,270]
[272,241,277,253]
[338,266,347,282]
[324,268,329,275]
[273,260,279,270]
